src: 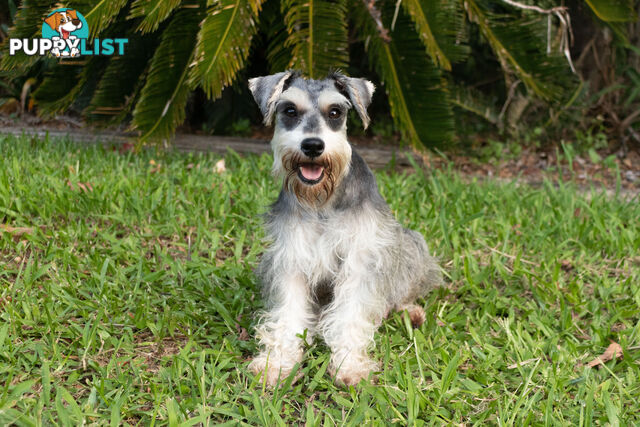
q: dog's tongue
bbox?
[62,29,70,39]
[300,164,323,181]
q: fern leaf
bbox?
[132,8,203,141]
[128,0,183,34]
[187,0,263,99]
[282,0,349,78]
[357,1,454,148]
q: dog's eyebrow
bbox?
[278,87,313,110]
[317,91,351,111]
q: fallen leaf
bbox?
[0,224,34,236]
[214,159,226,173]
[587,342,623,368]
[118,142,135,154]
[67,181,94,193]
[238,327,249,341]
[560,260,573,271]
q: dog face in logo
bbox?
[44,9,82,40]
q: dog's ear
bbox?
[248,71,295,126]
[44,13,59,31]
[67,10,78,20]
[330,72,375,129]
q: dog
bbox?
[247,70,442,386]
[44,9,82,57]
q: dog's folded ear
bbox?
[329,72,375,129]
[248,71,296,126]
[44,13,59,31]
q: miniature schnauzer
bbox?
[247,70,442,386]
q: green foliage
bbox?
[1,0,637,147]
[132,8,202,141]
[128,0,183,34]
[585,0,637,22]
[401,0,469,70]
[187,0,263,99]
[83,0,129,37]
[282,0,349,78]
[86,34,157,123]
[2,134,640,424]
[357,0,454,148]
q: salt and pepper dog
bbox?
[248,70,442,386]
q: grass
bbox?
[0,134,639,425]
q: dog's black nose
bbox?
[300,138,324,158]
[72,19,81,26]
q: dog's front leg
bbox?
[320,269,387,386]
[249,272,314,386]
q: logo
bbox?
[9,7,128,58]
[42,8,88,57]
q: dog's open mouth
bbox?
[61,29,70,39]
[297,163,324,185]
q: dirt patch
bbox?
[92,333,192,373]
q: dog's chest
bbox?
[285,213,350,282]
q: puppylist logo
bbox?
[9,8,128,58]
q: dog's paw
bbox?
[398,303,426,328]
[248,354,293,387]
[335,369,376,387]
[330,357,379,387]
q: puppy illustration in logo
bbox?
[42,8,88,57]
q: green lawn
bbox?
[1,134,639,425]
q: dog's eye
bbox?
[284,106,298,118]
[328,108,342,119]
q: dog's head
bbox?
[249,70,375,206]
[44,9,82,39]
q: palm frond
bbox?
[449,83,499,124]
[33,58,108,116]
[87,35,158,124]
[187,0,263,99]
[584,0,637,22]
[128,0,183,34]
[401,0,468,70]
[282,0,348,78]
[259,0,293,73]
[132,8,203,141]
[464,0,573,102]
[83,0,129,37]
[357,0,454,148]
[1,0,51,71]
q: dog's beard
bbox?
[281,149,349,207]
